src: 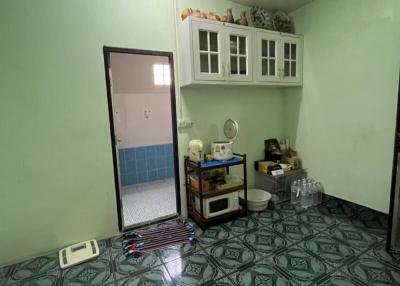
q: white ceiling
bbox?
[231,0,314,13]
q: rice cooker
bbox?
[212,141,233,161]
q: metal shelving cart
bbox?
[184,153,247,229]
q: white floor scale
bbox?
[59,240,100,269]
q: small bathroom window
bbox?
[153,64,170,86]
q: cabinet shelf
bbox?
[179,16,303,87]
[190,184,244,199]
[187,155,244,170]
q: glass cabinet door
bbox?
[281,36,302,83]
[226,27,253,81]
[256,32,281,82]
[192,21,225,81]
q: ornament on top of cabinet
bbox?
[250,6,275,30]
[181,8,193,21]
[221,8,234,23]
[206,12,221,21]
[235,11,248,26]
[193,9,207,19]
[273,11,294,33]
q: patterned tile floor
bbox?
[0,196,397,286]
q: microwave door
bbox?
[206,197,230,218]
[389,152,400,253]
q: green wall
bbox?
[0,0,177,266]
[179,85,285,187]
[284,0,400,213]
[0,0,286,266]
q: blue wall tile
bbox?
[135,147,146,160]
[156,145,165,157]
[119,143,175,186]
[146,146,157,158]
[149,170,157,181]
[125,148,135,162]
[137,171,148,183]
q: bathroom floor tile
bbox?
[5,254,60,285]
[157,241,202,264]
[268,246,333,286]
[0,266,13,286]
[115,265,172,286]
[222,217,258,236]
[196,224,233,249]
[205,276,235,285]
[164,253,224,286]
[111,249,162,280]
[299,234,360,268]
[364,243,400,268]
[327,223,379,251]
[341,258,400,286]
[269,217,316,242]
[249,209,286,226]
[60,259,114,285]
[204,239,259,275]
[274,201,305,217]
[295,211,338,231]
[317,198,356,222]
[229,259,293,286]
[313,271,367,286]
[5,272,61,286]
[239,227,291,257]
[350,209,388,238]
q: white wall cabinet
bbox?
[179,17,303,87]
[255,31,302,84]
[191,21,225,81]
[225,25,253,82]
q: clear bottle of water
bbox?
[291,180,300,205]
[300,182,308,208]
[316,182,324,205]
[311,182,318,206]
[306,182,313,207]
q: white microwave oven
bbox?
[193,191,240,218]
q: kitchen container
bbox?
[239,188,271,211]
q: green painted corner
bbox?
[284,0,400,213]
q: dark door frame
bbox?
[102,46,181,232]
[387,73,400,252]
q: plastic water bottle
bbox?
[300,182,308,208]
[311,182,318,206]
[316,182,324,205]
[291,180,300,205]
[306,182,313,207]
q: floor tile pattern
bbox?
[0,195,397,286]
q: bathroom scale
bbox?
[59,240,99,269]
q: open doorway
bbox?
[103,47,180,230]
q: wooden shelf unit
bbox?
[184,153,248,229]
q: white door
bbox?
[255,31,281,82]
[225,26,253,81]
[280,35,302,83]
[192,20,225,81]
